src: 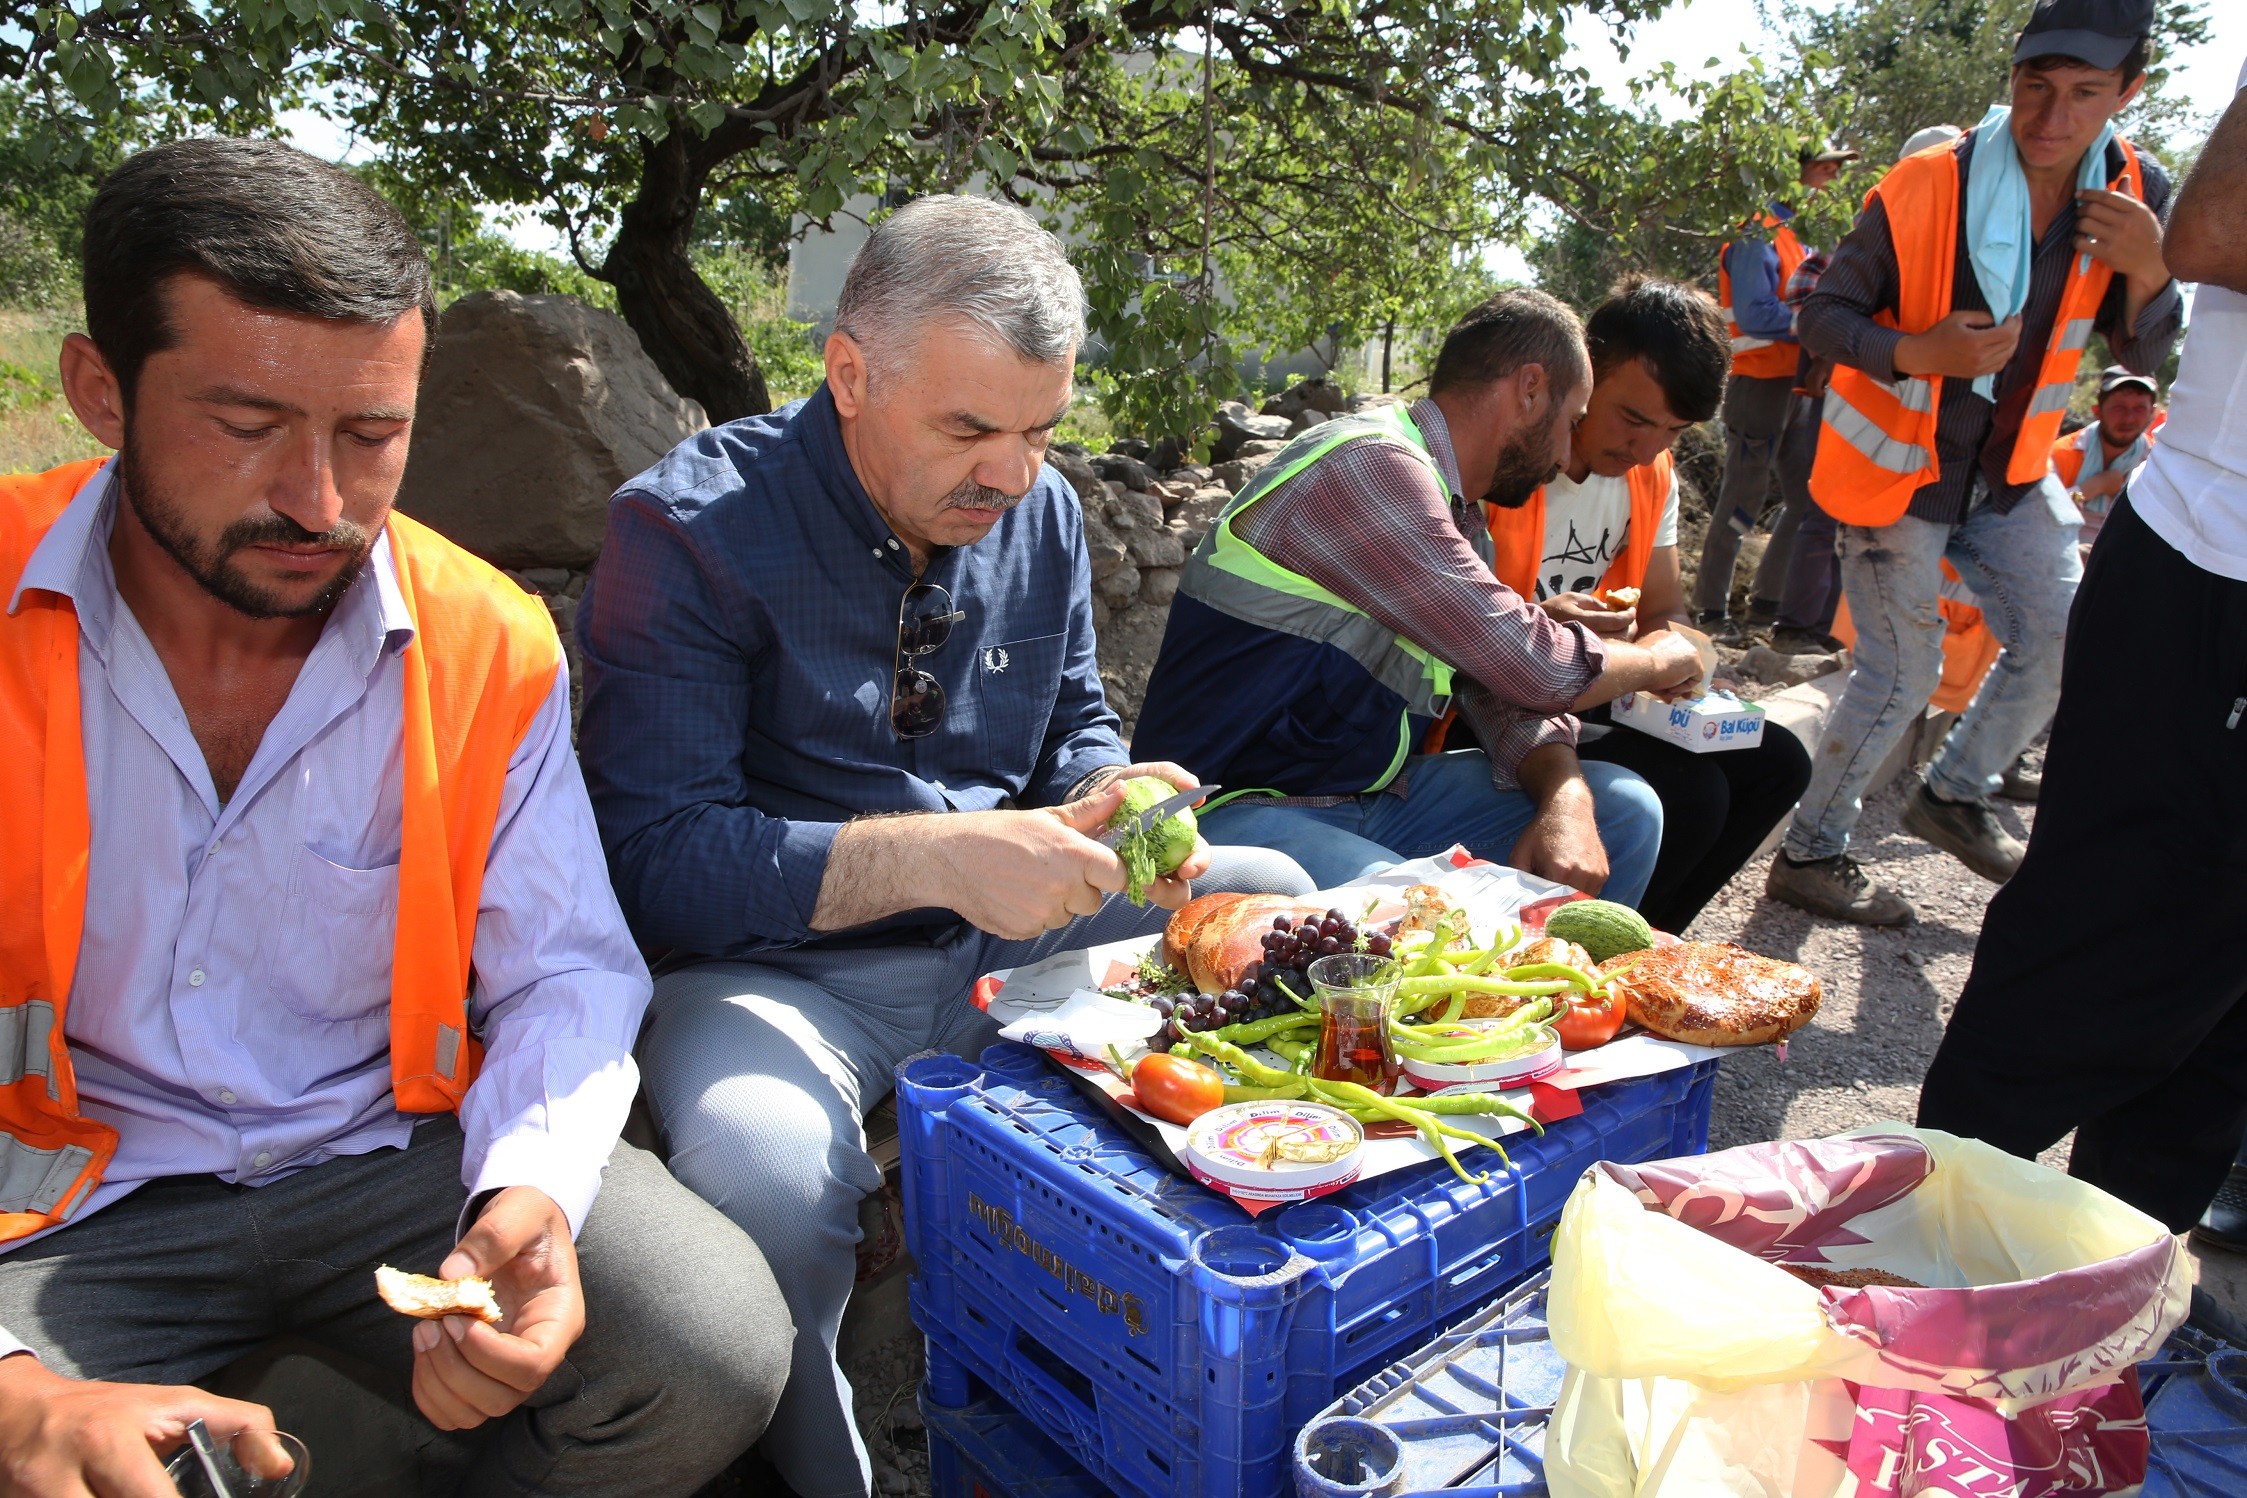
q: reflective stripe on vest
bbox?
[1178,407,1465,792]
[1812,137,2144,526]
[0,459,560,1244]
[1720,217,1808,379]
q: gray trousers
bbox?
[1693,374,1802,617]
[638,845,1314,1498]
[0,1116,794,1498]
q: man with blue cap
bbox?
[1766,0,2180,926]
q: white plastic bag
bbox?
[1545,1126,2191,1497]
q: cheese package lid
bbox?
[1184,1100,1365,1203]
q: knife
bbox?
[1097,784,1218,848]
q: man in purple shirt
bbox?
[0,140,789,1496]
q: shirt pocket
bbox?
[260,847,400,1024]
[968,631,1068,787]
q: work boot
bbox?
[2193,1166,2247,1256]
[1692,608,1750,647]
[1998,752,2041,802]
[1765,850,1915,926]
[1770,626,1846,656]
[1743,595,1783,630]
[1900,780,2025,883]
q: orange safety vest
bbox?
[1811,135,2145,528]
[0,459,560,1243]
[1720,215,1809,381]
[1484,452,1671,601]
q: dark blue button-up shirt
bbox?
[576,385,1124,957]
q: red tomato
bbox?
[1555,987,1627,1050]
[1129,1054,1226,1124]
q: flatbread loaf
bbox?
[1601,941,1820,1046]
[375,1264,504,1324]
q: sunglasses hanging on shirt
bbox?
[892,581,966,739]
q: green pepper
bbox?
[1209,1010,1319,1046]
[1179,1032,1297,1087]
[1316,1080,1492,1183]
[1492,962,1601,990]
[1263,1032,1312,1064]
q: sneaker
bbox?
[2193,1165,2247,1256]
[1769,626,1846,656]
[1765,850,1915,926]
[1900,780,2025,883]
[1997,753,2041,803]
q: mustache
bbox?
[938,477,1024,513]
[216,511,375,556]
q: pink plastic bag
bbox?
[1546,1127,2192,1497]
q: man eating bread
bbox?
[0,139,790,1496]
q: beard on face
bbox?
[1482,424,1564,511]
[936,473,1025,515]
[119,428,375,620]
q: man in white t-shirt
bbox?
[1483,280,1811,932]
[1527,454,1681,603]
[1922,60,2247,1244]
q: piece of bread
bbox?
[1163,892,1325,994]
[374,1265,504,1324]
[1599,586,1641,609]
[1395,884,1467,949]
[1601,941,1820,1046]
[1504,935,1594,973]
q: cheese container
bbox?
[1183,1100,1364,1204]
[1400,1022,1563,1092]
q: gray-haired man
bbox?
[574,195,1311,1497]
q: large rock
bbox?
[1260,376,1351,420]
[1124,526,1185,569]
[1210,402,1293,463]
[1082,514,1129,580]
[1045,444,1107,504]
[1093,450,1163,493]
[399,291,706,569]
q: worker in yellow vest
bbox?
[0,140,788,1490]
[1765,0,2181,927]
[1690,141,1859,638]
[2053,364,2160,551]
[1481,281,1811,932]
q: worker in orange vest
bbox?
[0,141,788,1489]
[2053,364,2160,551]
[1690,141,1859,639]
[1765,0,2180,927]
[1482,280,1811,932]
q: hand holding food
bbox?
[376,1265,504,1324]
[1542,590,1637,637]
[1102,775,1205,906]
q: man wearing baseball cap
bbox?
[2053,365,2160,551]
[1767,0,2179,925]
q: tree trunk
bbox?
[602,131,770,423]
[1381,316,1395,393]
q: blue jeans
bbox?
[1195,749,1663,907]
[1785,475,2082,861]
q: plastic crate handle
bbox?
[997,1323,1104,1465]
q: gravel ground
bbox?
[820,751,2247,1494]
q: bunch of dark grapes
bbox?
[1147,909,1395,1048]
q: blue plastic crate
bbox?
[898,1043,1715,1498]
[1293,1270,1557,1497]
[923,1374,1115,1498]
[2141,1323,2247,1497]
